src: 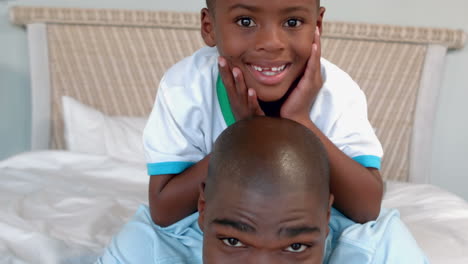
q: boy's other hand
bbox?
[218,57,265,121]
[280,27,323,125]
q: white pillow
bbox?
[62,96,147,164]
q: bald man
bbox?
[198,116,333,263]
[97,117,428,264]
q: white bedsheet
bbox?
[0,151,467,264]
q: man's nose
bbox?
[254,25,286,53]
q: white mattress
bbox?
[0,151,467,264]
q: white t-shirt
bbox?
[143,47,383,175]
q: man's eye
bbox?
[222,238,245,247]
[284,19,302,27]
[236,17,256,27]
[284,243,309,253]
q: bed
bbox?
[1,6,468,264]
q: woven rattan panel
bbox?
[47,24,206,149]
[322,39,426,181]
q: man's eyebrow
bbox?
[228,4,261,12]
[212,218,256,233]
[278,226,321,238]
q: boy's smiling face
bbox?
[201,0,325,102]
[198,183,331,264]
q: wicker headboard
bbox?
[9,6,466,182]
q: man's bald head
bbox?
[205,117,329,207]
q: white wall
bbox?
[0,0,467,200]
[0,1,31,158]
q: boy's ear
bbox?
[327,193,334,220]
[316,7,326,35]
[326,193,334,235]
[200,8,216,47]
[197,182,207,231]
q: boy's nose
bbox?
[254,26,286,53]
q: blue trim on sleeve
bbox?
[352,155,381,169]
[147,162,195,176]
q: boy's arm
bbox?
[149,155,210,227]
[149,58,263,227]
[281,28,383,223]
[298,121,383,223]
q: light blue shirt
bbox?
[97,205,428,264]
[324,208,429,263]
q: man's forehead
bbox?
[206,185,327,228]
[211,217,322,237]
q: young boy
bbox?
[145,0,383,228]
[98,117,427,263]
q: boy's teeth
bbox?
[251,64,286,75]
[253,65,263,72]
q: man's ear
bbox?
[197,182,207,231]
[316,7,326,35]
[200,8,216,47]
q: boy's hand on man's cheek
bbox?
[218,56,265,121]
[280,27,323,126]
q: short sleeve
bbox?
[328,88,383,169]
[143,75,205,176]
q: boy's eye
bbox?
[284,243,309,253]
[222,238,246,247]
[236,17,256,27]
[284,19,302,27]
